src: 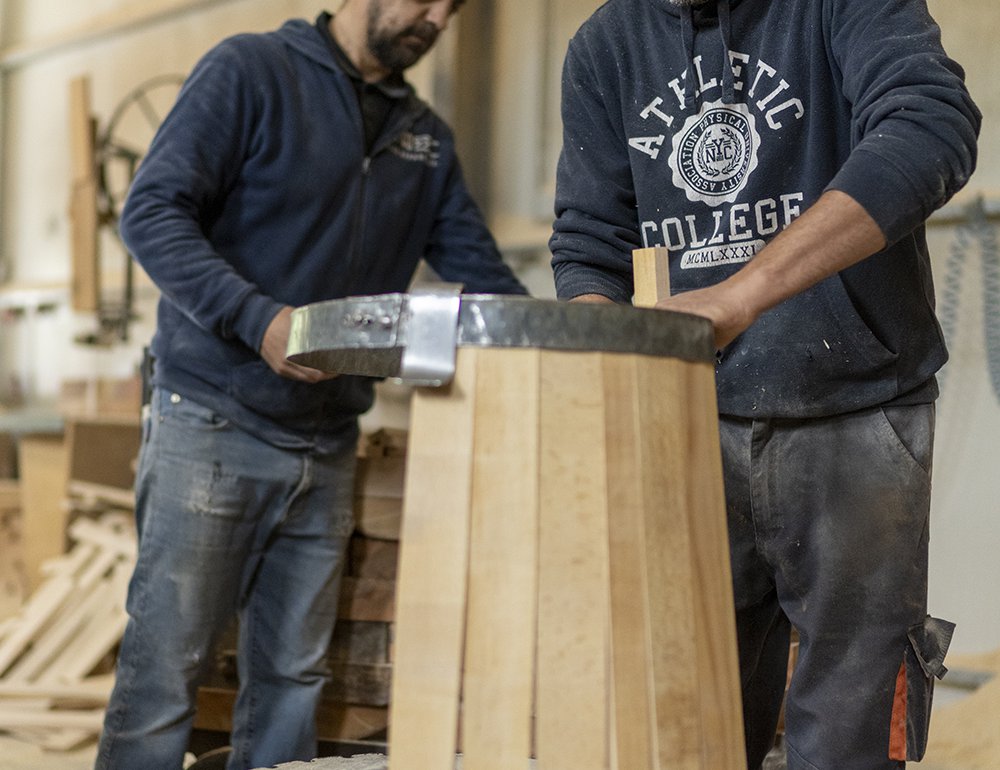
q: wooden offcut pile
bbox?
[923,648,1000,769]
[0,511,134,751]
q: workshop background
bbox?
[0,1,998,767]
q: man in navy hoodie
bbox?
[95,2,525,769]
[551,0,979,768]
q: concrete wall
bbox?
[1,1,998,654]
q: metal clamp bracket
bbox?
[396,283,463,386]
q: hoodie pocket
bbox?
[888,615,955,761]
[819,273,898,370]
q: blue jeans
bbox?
[95,388,357,770]
[721,404,947,770]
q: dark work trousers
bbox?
[719,403,952,770]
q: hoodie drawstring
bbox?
[718,0,735,104]
[679,0,736,109]
[680,5,697,109]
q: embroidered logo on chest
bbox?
[668,101,760,205]
[390,132,440,167]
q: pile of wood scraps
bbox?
[0,511,135,751]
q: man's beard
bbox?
[367,3,439,73]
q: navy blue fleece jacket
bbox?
[550,0,980,417]
[121,16,526,451]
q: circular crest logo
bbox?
[668,100,760,205]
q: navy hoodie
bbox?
[121,15,526,451]
[551,0,980,418]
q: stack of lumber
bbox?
[0,512,135,751]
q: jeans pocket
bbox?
[888,615,956,761]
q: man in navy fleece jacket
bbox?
[96,2,524,769]
[550,1,979,768]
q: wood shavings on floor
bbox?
[921,647,1000,769]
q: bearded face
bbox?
[366,0,441,73]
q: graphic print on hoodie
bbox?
[551,0,981,418]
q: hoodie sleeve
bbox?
[549,33,643,304]
[119,37,284,354]
[824,0,980,244]
[422,135,528,296]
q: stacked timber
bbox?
[0,416,140,751]
[0,511,135,751]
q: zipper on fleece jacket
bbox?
[343,100,428,293]
[344,156,372,293]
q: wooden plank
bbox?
[353,452,406,539]
[4,570,114,683]
[40,540,96,580]
[68,76,100,313]
[632,245,746,769]
[17,435,70,591]
[0,481,25,621]
[348,535,399,580]
[68,516,138,561]
[34,729,95,752]
[67,480,136,510]
[0,675,114,701]
[68,76,94,184]
[673,361,745,767]
[353,496,402,540]
[66,418,142,489]
[535,350,611,770]
[461,348,539,770]
[338,577,395,622]
[388,348,477,770]
[0,706,105,730]
[355,455,406,498]
[195,687,389,742]
[0,574,74,675]
[602,354,658,770]
[46,560,130,681]
[632,247,671,308]
[638,357,703,770]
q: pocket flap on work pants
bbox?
[908,615,956,679]
[889,615,956,762]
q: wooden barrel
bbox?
[289,295,746,770]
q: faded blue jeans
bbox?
[95,388,357,770]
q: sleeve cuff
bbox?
[825,148,926,245]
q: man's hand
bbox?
[656,190,886,351]
[260,306,338,382]
[654,284,756,350]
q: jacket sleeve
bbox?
[824,0,981,244]
[549,35,641,304]
[119,38,284,354]
[422,145,528,296]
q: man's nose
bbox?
[425,1,452,31]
